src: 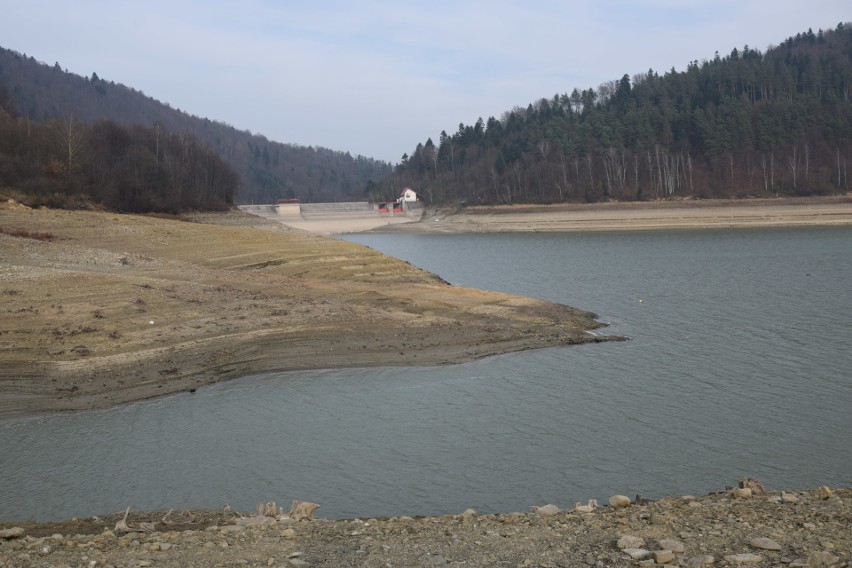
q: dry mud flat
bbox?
[0,203,609,418]
[1,486,849,567]
[375,196,852,234]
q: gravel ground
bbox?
[1,486,848,567]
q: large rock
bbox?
[732,487,752,498]
[0,527,24,539]
[608,494,631,508]
[531,504,560,515]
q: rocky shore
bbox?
[1,485,848,567]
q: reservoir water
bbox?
[2,227,851,521]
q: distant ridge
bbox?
[0,47,391,203]
[381,24,852,205]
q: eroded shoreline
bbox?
[0,203,612,419]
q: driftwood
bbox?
[739,477,766,495]
[112,505,156,533]
[256,501,284,517]
[114,506,131,533]
[289,500,320,520]
[574,499,598,513]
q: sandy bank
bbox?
[0,204,612,419]
[366,196,852,234]
[1,485,849,567]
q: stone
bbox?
[623,548,651,560]
[617,535,646,549]
[531,504,560,515]
[723,553,763,564]
[732,487,752,498]
[280,528,296,538]
[658,539,685,553]
[685,555,716,566]
[818,486,832,500]
[750,537,782,551]
[781,491,799,503]
[288,559,310,567]
[608,495,631,508]
[460,508,477,519]
[0,527,25,539]
[806,550,842,566]
[654,550,675,564]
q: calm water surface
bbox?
[2,227,851,521]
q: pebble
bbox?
[622,548,650,560]
[723,552,763,564]
[608,495,631,508]
[658,539,685,553]
[685,555,716,566]
[750,537,782,551]
[805,550,842,566]
[654,549,674,564]
[781,491,799,503]
[819,486,833,500]
[616,535,645,549]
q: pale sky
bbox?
[1,1,848,163]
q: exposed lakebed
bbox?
[2,226,850,521]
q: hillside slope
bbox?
[0,47,391,203]
[383,24,852,205]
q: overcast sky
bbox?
[1,1,848,163]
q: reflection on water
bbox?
[2,227,851,521]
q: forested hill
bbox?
[0,47,391,204]
[381,24,852,205]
